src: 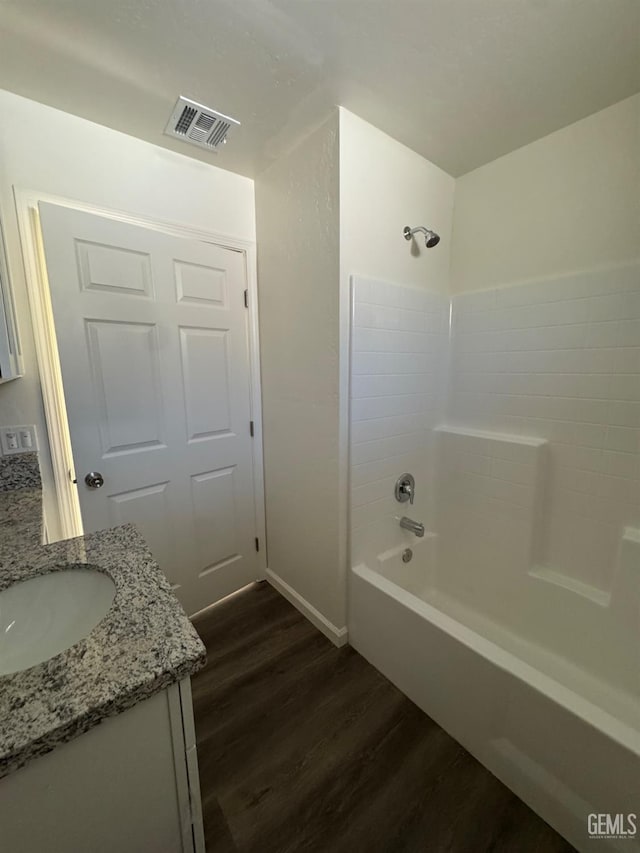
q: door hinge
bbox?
[244,289,248,308]
[255,537,260,552]
[249,420,254,437]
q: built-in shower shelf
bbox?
[529,566,610,607]
[530,528,639,612]
[435,424,548,579]
[433,425,547,448]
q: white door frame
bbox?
[14,187,267,579]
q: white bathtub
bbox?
[349,540,640,853]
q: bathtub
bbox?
[349,539,640,853]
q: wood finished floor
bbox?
[192,583,575,853]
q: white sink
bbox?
[0,568,116,676]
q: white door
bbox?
[39,202,262,615]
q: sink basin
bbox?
[0,568,116,676]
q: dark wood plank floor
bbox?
[192,583,574,853]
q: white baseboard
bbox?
[266,569,348,648]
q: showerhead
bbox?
[403,225,440,248]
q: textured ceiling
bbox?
[0,0,638,177]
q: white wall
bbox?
[257,109,456,638]
[445,95,640,599]
[0,89,255,539]
[255,113,344,637]
[439,95,640,676]
[340,109,455,600]
[346,96,639,683]
[339,108,455,294]
[451,93,640,293]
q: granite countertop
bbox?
[0,487,43,552]
[0,523,206,779]
[0,452,43,552]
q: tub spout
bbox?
[399,517,425,537]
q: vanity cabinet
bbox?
[0,679,205,853]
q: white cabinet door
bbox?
[0,683,204,853]
[39,202,261,614]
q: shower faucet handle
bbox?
[395,473,415,505]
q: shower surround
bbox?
[350,276,449,570]
[348,267,640,853]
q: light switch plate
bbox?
[0,424,38,455]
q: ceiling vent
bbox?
[164,96,240,152]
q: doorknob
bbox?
[84,471,105,489]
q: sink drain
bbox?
[402,548,413,563]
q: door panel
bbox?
[39,202,261,614]
[179,326,232,440]
[86,320,165,455]
[174,259,226,306]
[191,466,240,571]
[76,240,153,297]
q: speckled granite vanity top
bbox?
[0,524,206,778]
[0,488,43,551]
[0,452,43,551]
